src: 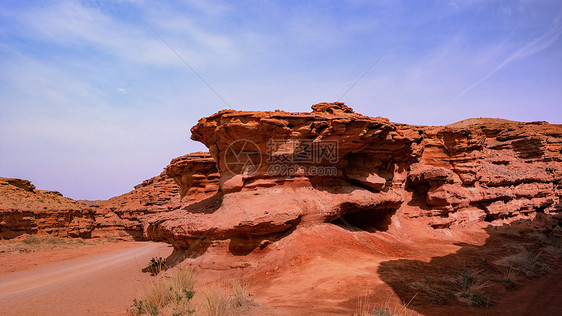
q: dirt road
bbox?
[0,242,173,315]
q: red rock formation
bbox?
[146,103,562,250]
[3,103,560,248]
[90,172,179,240]
[164,152,219,201]
[0,152,220,241]
[0,177,95,239]
[410,118,562,227]
[93,152,220,240]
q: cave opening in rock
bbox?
[483,214,495,222]
[331,208,396,232]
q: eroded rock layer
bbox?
[164,152,220,201]
[0,177,95,239]
[146,102,562,250]
[0,152,220,240]
[90,172,179,240]
[3,103,561,247]
[93,152,220,240]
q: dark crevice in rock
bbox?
[330,208,396,232]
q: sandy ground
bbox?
[0,241,138,276]
[0,219,560,315]
[180,221,562,315]
[0,242,173,315]
[484,269,562,315]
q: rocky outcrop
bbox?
[146,103,413,248]
[90,172,179,240]
[92,152,220,240]
[3,103,561,247]
[408,118,562,227]
[145,103,562,250]
[164,152,220,201]
[0,152,221,240]
[0,177,95,239]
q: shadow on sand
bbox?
[377,213,562,315]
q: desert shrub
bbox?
[410,276,447,305]
[21,236,42,244]
[354,305,415,316]
[129,270,258,316]
[354,293,415,316]
[21,236,66,245]
[128,267,195,316]
[450,267,489,307]
[105,236,119,243]
[372,307,393,316]
[147,257,167,275]
[230,280,253,307]
[9,236,93,253]
[202,285,231,316]
[499,268,518,289]
[500,251,550,276]
[201,280,257,316]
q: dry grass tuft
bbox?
[499,268,518,289]
[202,285,231,316]
[201,280,255,316]
[230,280,253,307]
[129,271,258,316]
[450,267,489,307]
[499,250,550,276]
[354,293,416,316]
[146,257,167,275]
[128,267,196,316]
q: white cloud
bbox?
[1,0,561,198]
[11,0,240,68]
[453,24,562,102]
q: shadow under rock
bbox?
[227,223,299,256]
[377,213,562,315]
[330,207,397,232]
[180,192,224,214]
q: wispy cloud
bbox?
[10,0,240,68]
[1,0,561,199]
[452,24,562,102]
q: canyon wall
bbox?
[92,152,219,239]
[0,152,220,240]
[0,177,95,239]
[2,103,560,246]
[145,102,562,250]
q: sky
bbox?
[1,0,561,200]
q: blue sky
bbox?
[1,0,561,199]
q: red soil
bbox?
[0,241,137,276]
[0,242,173,315]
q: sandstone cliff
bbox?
[2,103,560,315]
[2,103,560,247]
[0,177,95,239]
[92,152,219,240]
[145,102,562,251]
[0,152,219,240]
